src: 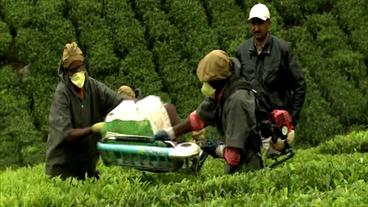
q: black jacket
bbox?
[236,34,306,123]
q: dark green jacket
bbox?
[236,34,306,122]
[45,65,122,178]
[197,58,259,151]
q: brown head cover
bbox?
[62,42,84,69]
[117,85,136,99]
[197,50,230,82]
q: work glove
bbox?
[153,127,175,141]
[91,122,106,133]
[153,130,170,141]
[192,128,207,145]
[268,130,295,157]
[270,138,286,152]
[286,130,295,144]
[201,140,224,158]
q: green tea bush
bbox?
[303,13,367,126]
[102,0,168,100]
[1,130,368,206]
[317,130,368,154]
[332,0,367,32]
[1,0,368,168]
[272,0,305,26]
[135,1,202,115]
[330,50,365,86]
[118,49,169,100]
[0,20,12,59]
[333,0,368,108]
[320,1,368,121]
[1,0,35,30]
[0,67,44,168]
[14,28,42,63]
[304,13,347,57]
[204,0,245,53]
[167,0,218,65]
[302,0,334,14]
[86,42,119,78]
[318,70,366,125]
[296,79,344,145]
[104,0,147,52]
[32,1,75,51]
[24,75,57,137]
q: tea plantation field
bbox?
[1,130,367,206]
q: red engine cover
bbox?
[269,110,294,135]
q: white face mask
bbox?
[70,71,85,88]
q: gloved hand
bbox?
[270,138,286,152]
[192,128,206,139]
[92,122,106,133]
[192,128,207,145]
[272,129,295,148]
[287,130,295,144]
[153,127,175,141]
[268,130,295,157]
[153,130,170,141]
[201,140,224,158]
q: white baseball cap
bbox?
[248,3,270,21]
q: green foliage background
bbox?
[0,0,367,168]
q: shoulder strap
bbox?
[222,57,252,99]
[230,57,241,78]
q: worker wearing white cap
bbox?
[247,3,272,52]
[236,3,306,155]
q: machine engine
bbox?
[268,109,294,140]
